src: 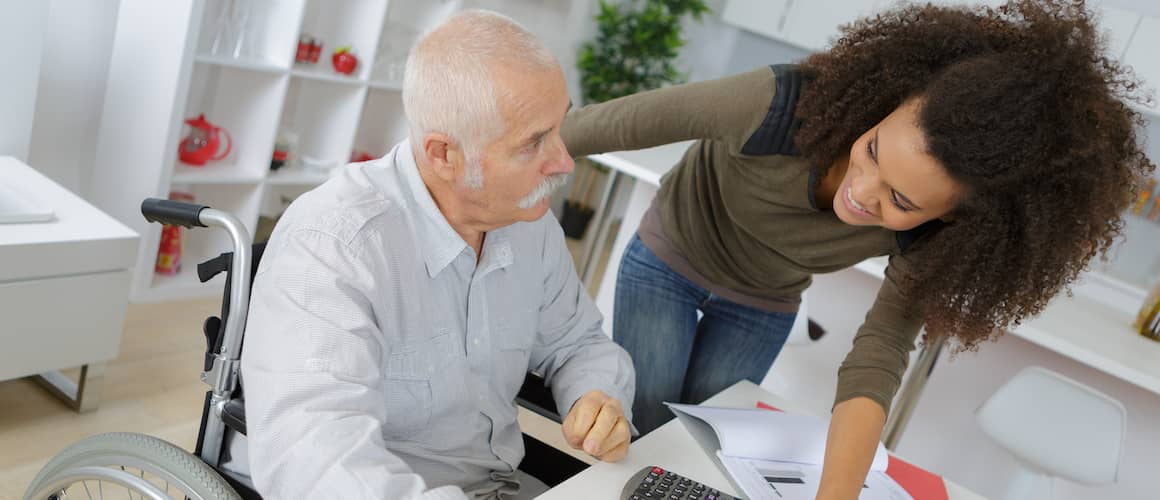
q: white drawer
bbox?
[0,270,130,381]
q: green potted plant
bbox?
[560,0,710,240]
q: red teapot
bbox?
[179,114,232,166]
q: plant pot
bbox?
[560,200,595,240]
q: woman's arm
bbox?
[816,397,887,500]
[561,66,777,157]
[820,253,925,498]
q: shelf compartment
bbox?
[180,64,289,182]
[145,184,262,301]
[195,0,307,70]
[353,89,407,163]
[280,78,368,168]
[299,0,390,81]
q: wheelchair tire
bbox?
[24,432,241,500]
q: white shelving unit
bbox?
[90,0,593,302]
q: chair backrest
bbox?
[975,366,1126,485]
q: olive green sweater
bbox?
[562,66,927,415]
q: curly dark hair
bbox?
[795,0,1155,350]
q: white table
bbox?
[0,157,138,411]
[538,380,986,500]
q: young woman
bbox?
[561,1,1153,498]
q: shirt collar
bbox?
[395,141,469,278]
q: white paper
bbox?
[719,452,912,500]
[666,403,889,471]
[0,182,55,223]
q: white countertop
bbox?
[0,157,138,282]
[851,256,1160,396]
[539,380,985,500]
[588,146,1160,397]
[588,141,693,186]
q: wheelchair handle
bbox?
[141,198,209,228]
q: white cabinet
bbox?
[0,158,138,411]
[719,0,1158,120]
[89,0,590,303]
[1122,15,1160,115]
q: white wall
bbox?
[0,1,48,161]
[26,0,122,194]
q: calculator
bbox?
[620,465,738,500]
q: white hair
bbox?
[403,9,558,188]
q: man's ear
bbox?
[421,133,463,183]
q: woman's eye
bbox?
[891,191,911,212]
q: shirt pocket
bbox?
[382,332,450,440]
[495,317,535,401]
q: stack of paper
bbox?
[0,182,55,223]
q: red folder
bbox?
[755,401,948,500]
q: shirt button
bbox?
[473,339,480,346]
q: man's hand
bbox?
[561,390,631,462]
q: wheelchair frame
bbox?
[26,198,587,500]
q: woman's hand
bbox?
[816,397,888,500]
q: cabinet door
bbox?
[1090,1,1146,59]
[722,0,792,42]
[780,0,880,52]
[1122,16,1160,114]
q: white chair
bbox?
[976,366,1127,500]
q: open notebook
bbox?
[666,403,919,500]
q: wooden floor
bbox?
[0,232,612,499]
[0,298,218,499]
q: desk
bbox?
[539,380,985,500]
[0,157,138,411]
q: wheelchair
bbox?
[24,198,587,500]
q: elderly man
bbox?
[239,10,636,500]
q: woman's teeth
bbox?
[847,187,869,213]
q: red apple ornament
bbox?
[332,46,358,75]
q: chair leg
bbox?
[1002,463,1051,500]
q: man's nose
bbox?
[547,140,575,175]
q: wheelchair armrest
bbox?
[222,398,247,436]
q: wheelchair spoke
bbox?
[82,480,94,499]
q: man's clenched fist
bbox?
[561,390,631,462]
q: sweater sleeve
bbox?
[834,253,925,416]
[561,66,777,157]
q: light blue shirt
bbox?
[241,141,635,499]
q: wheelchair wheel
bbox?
[24,432,241,500]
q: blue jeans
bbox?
[614,235,797,434]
